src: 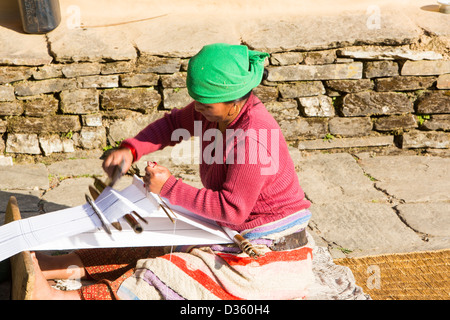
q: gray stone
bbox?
[41,178,95,212]
[7,116,81,134]
[39,134,64,156]
[267,62,363,81]
[133,15,241,57]
[136,55,182,74]
[437,74,450,89]
[0,66,34,84]
[420,114,450,131]
[375,76,437,92]
[359,155,450,203]
[329,117,373,137]
[160,73,187,88]
[23,95,59,117]
[62,140,75,153]
[400,131,450,149]
[252,85,278,103]
[297,135,393,150]
[82,114,103,127]
[14,78,77,96]
[101,61,135,75]
[396,202,450,237]
[5,133,41,155]
[337,48,443,60]
[303,50,336,65]
[0,156,13,166]
[0,190,42,214]
[79,127,106,149]
[61,63,101,78]
[325,79,373,93]
[363,60,399,78]
[373,114,417,132]
[310,202,423,256]
[416,91,450,114]
[163,88,191,110]
[33,65,63,80]
[101,88,161,113]
[298,95,335,117]
[296,153,386,204]
[0,27,52,66]
[0,120,6,133]
[77,75,119,89]
[341,91,413,116]
[279,81,325,98]
[265,100,299,122]
[120,73,159,87]
[48,28,137,62]
[47,159,105,178]
[270,52,304,66]
[0,85,15,101]
[0,101,23,116]
[60,89,99,114]
[279,118,328,140]
[242,12,419,53]
[335,58,354,64]
[107,112,164,144]
[401,60,450,76]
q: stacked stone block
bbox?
[0,46,449,158]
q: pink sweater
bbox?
[123,93,310,231]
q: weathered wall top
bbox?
[0,0,449,64]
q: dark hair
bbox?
[225,68,268,104]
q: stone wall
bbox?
[0,44,449,162]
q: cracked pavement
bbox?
[1,146,449,260]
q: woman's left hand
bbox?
[143,161,172,194]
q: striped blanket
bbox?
[117,245,314,300]
[117,210,314,300]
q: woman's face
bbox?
[194,101,233,123]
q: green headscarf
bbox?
[186,43,269,104]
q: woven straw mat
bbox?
[334,249,449,300]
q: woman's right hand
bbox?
[102,148,134,179]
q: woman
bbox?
[30,43,313,300]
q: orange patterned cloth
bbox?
[75,247,165,300]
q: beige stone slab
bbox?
[396,202,450,238]
[359,155,450,203]
[133,14,241,57]
[241,11,420,53]
[297,136,393,150]
[47,158,105,178]
[47,26,137,62]
[0,164,49,190]
[41,177,94,212]
[401,60,450,76]
[0,28,52,66]
[296,153,386,204]
[309,202,425,257]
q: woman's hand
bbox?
[143,161,172,194]
[102,148,134,178]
